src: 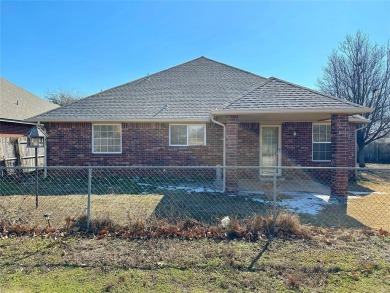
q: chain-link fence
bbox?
[1,165,389,233]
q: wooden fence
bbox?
[0,137,45,169]
[364,139,390,164]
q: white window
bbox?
[169,124,206,146]
[312,124,331,161]
[92,124,122,153]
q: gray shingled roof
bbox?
[0,77,59,121]
[222,77,366,111]
[30,57,370,122]
[31,57,267,121]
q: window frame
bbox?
[312,123,331,162]
[169,124,207,146]
[92,123,122,154]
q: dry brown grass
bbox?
[347,193,390,231]
[346,165,390,230]
[0,194,163,228]
[354,164,390,190]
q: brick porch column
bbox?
[225,115,239,193]
[331,114,350,196]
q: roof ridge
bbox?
[48,56,268,115]
[269,77,365,108]
[66,57,208,102]
[117,56,267,90]
[199,56,268,80]
[222,78,272,110]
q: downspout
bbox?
[210,115,226,192]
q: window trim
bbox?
[92,123,122,154]
[169,124,207,146]
[312,123,331,162]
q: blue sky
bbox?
[1,1,389,99]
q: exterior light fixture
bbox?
[27,126,46,148]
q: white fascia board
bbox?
[0,118,38,125]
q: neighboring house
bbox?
[0,77,58,168]
[0,77,59,137]
[29,57,372,195]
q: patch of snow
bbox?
[152,184,218,193]
[136,182,219,193]
[347,195,363,200]
[252,198,267,203]
[313,194,331,202]
[348,191,371,195]
[252,192,331,215]
[137,183,153,187]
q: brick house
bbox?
[30,57,372,195]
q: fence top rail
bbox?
[1,165,390,171]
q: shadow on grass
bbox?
[247,239,271,271]
[298,197,366,229]
[1,175,162,196]
[151,191,271,225]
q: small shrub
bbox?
[75,214,118,233]
[244,214,269,241]
[274,212,310,238]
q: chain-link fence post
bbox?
[87,167,92,231]
[272,166,277,236]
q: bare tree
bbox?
[317,31,390,167]
[45,88,84,106]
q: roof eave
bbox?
[25,118,211,123]
[0,118,39,125]
[212,107,373,116]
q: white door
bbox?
[260,126,281,175]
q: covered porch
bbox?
[213,111,364,196]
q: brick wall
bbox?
[238,123,259,166]
[331,114,354,195]
[237,123,259,179]
[46,120,356,189]
[0,121,32,137]
[282,121,356,182]
[46,122,223,167]
[225,116,239,192]
[282,122,328,167]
